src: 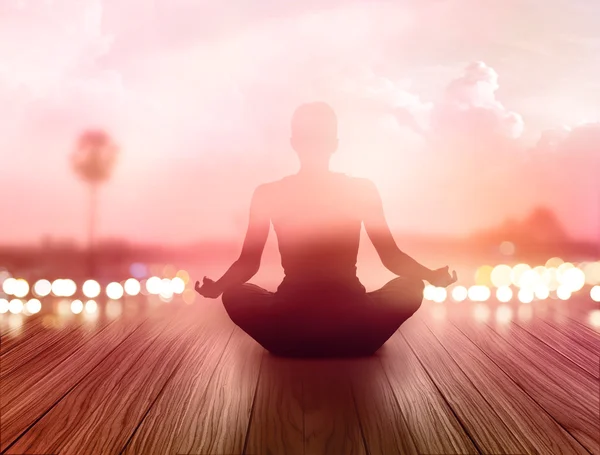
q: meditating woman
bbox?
[195,102,457,357]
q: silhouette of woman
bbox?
[196,102,457,357]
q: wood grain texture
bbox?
[0,315,44,353]
[511,309,599,378]
[300,359,367,455]
[550,299,600,340]
[172,326,264,455]
[401,316,528,454]
[0,313,144,451]
[346,356,420,455]
[245,354,305,455]
[2,295,599,455]
[421,313,591,454]
[540,312,600,356]
[6,306,182,454]
[50,306,201,455]
[1,317,85,379]
[122,307,235,455]
[379,334,478,454]
[444,308,600,454]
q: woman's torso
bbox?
[266,172,367,297]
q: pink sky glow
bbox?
[1,0,599,246]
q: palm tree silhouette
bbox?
[71,129,119,277]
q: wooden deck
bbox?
[1,296,598,454]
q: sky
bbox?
[1,0,599,246]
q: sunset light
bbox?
[1,2,598,452]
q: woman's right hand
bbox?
[428,266,458,287]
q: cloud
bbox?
[531,122,600,159]
[335,61,524,144]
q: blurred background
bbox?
[1,0,599,321]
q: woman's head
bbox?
[290,102,338,165]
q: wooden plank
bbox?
[34,305,201,455]
[511,308,599,378]
[421,313,591,454]
[6,306,184,454]
[171,327,264,455]
[445,308,600,454]
[121,308,235,455]
[1,317,85,378]
[401,317,528,454]
[550,299,600,338]
[1,313,121,411]
[381,333,478,454]
[540,313,600,355]
[0,311,147,451]
[245,355,304,455]
[0,315,44,352]
[346,356,419,455]
[301,359,366,455]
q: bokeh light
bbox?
[71,299,84,314]
[590,286,600,302]
[105,300,123,319]
[556,262,575,283]
[146,276,162,295]
[57,299,72,316]
[496,305,513,324]
[25,299,42,314]
[130,262,148,279]
[518,269,541,290]
[545,257,564,269]
[13,279,29,298]
[85,300,98,314]
[475,265,493,287]
[584,262,600,285]
[559,267,585,292]
[556,285,572,301]
[451,286,468,302]
[0,298,9,313]
[176,270,190,284]
[163,264,177,278]
[589,310,600,328]
[518,288,534,304]
[124,278,141,296]
[496,286,513,303]
[533,285,550,300]
[62,279,77,297]
[34,279,52,297]
[432,287,447,303]
[423,284,436,301]
[106,282,124,300]
[541,267,560,291]
[182,289,196,305]
[499,241,515,256]
[473,304,491,322]
[468,285,491,302]
[511,264,531,287]
[82,280,101,298]
[159,278,174,301]
[9,299,24,314]
[518,304,533,322]
[2,277,17,295]
[170,277,186,294]
[491,264,512,288]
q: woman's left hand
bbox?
[195,277,223,299]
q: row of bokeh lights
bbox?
[424,258,600,304]
[0,272,194,316]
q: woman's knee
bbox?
[221,284,250,323]
[222,283,273,326]
[386,277,424,297]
